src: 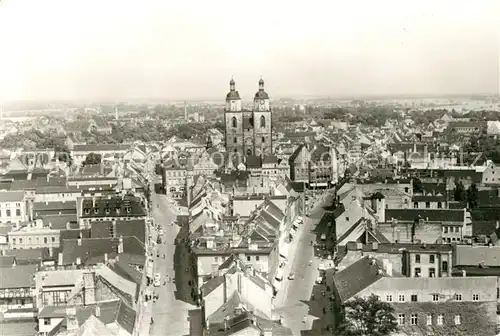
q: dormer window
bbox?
[126,207,131,213]
[105,208,110,215]
[84,208,90,215]
[116,208,121,214]
[93,208,99,214]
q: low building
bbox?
[8,219,60,250]
[0,263,37,310]
[0,190,27,226]
[332,256,498,336]
[200,258,274,324]
[71,144,129,166]
[77,194,146,228]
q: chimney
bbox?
[104,253,108,263]
[78,238,82,246]
[496,221,499,229]
[58,252,63,265]
[223,316,229,330]
[49,247,53,258]
[95,306,101,317]
[66,307,78,330]
[118,236,124,254]
[383,259,393,276]
[76,257,81,265]
[462,269,466,277]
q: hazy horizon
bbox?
[0,0,498,102]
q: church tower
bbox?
[252,78,272,156]
[224,79,244,156]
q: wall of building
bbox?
[8,230,60,249]
[34,192,82,203]
[0,200,27,226]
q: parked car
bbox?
[154,273,161,287]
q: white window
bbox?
[410,314,417,326]
[437,314,444,325]
[386,295,392,302]
[472,294,479,301]
[398,314,405,325]
[454,294,462,301]
[398,294,405,302]
[426,314,433,326]
[432,294,439,302]
[454,315,461,325]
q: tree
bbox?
[453,181,466,202]
[335,294,398,336]
[412,178,423,194]
[467,183,479,209]
[83,152,102,166]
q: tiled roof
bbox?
[39,214,78,230]
[333,256,385,302]
[385,209,465,222]
[412,195,447,202]
[115,300,137,334]
[0,255,16,267]
[110,258,143,285]
[38,269,84,287]
[472,220,499,236]
[374,276,497,294]
[288,144,305,164]
[3,248,49,262]
[80,195,145,218]
[0,190,25,202]
[38,305,73,318]
[73,144,130,152]
[471,208,500,221]
[75,300,121,325]
[246,155,262,169]
[0,264,37,289]
[33,201,77,211]
[60,236,145,266]
[262,155,279,165]
[454,245,500,267]
[208,291,243,323]
[200,275,225,296]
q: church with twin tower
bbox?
[224,78,273,158]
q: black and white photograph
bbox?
[0,0,499,335]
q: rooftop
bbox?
[0,190,25,202]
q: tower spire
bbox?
[184,100,187,121]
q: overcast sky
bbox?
[0,0,498,102]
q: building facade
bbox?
[224,79,272,158]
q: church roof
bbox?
[226,91,241,100]
[254,90,269,99]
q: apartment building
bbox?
[0,191,27,226]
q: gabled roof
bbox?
[200,275,225,296]
[385,209,465,223]
[333,256,385,302]
[454,245,500,267]
[0,190,25,202]
[0,264,37,289]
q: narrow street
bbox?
[273,191,334,335]
[149,192,196,336]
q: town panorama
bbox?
[1,2,499,336]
